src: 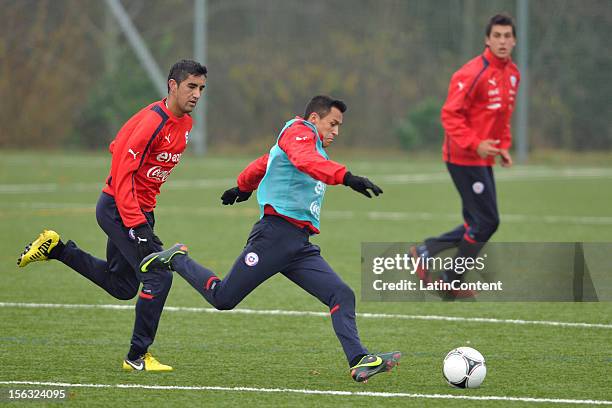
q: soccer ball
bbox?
[443,347,487,388]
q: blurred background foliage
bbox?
[0,0,610,152]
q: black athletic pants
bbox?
[54,192,171,357]
[424,162,500,262]
[172,215,369,365]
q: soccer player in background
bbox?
[412,14,520,297]
[141,95,402,382]
[17,59,207,371]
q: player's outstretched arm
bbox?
[220,153,269,205]
[343,172,383,198]
[221,187,252,205]
[239,154,269,187]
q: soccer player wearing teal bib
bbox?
[142,95,401,382]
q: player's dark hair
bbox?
[167,59,207,92]
[304,95,347,120]
[486,14,516,38]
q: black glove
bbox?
[131,223,163,261]
[221,186,252,205]
[343,171,383,198]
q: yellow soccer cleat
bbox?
[123,352,173,372]
[17,230,60,267]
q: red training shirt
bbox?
[102,99,192,228]
[441,47,521,166]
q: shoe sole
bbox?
[17,243,33,267]
[122,360,173,372]
[17,233,58,267]
[382,352,402,371]
[123,360,144,371]
[140,244,188,272]
[352,352,402,383]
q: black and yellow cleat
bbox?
[122,352,173,372]
[139,243,188,272]
[350,351,402,383]
[17,230,60,268]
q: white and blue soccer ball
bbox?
[443,347,487,389]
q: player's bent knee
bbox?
[480,219,500,240]
[139,268,174,294]
[106,282,139,300]
[333,284,355,305]
[114,289,139,301]
[159,269,174,286]
[214,299,237,311]
[156,271,174,295]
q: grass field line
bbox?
[2,167,612,194]
[356,211,612,226]
[1,302,610,329]
[0,381,610,405]
[4,201,612,225]
[378,167,612,184]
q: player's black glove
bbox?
[131,223,163,261]
[221,186,252,205]
[343,171,383,198]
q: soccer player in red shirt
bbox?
[412,14,521,298]
[17,59,207,371]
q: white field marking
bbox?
[360,211,612,226]
[4,201,612,226]
[0,381,610,405]
[376,167,612,184]
[3,156,246,168]
[0,179,235,194]
[2,167,612,194]
[0,302,610,329]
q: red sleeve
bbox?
[237,154,269,192]
[278,125,347,185]
[499,70,520,150]
[499,122,512,151]
[113,113,162,227]
[441,68,481,151]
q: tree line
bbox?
[1,0,610,151]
